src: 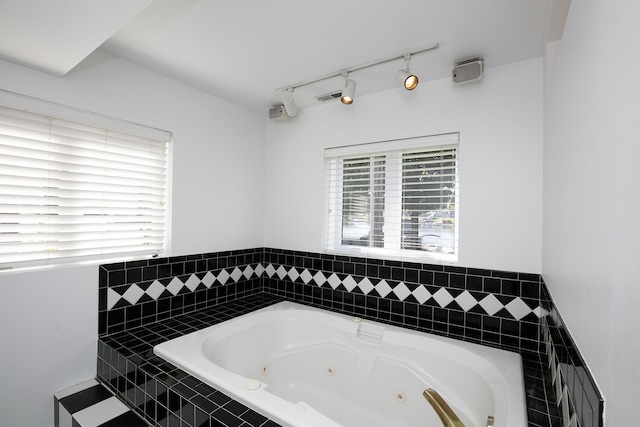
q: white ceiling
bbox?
[0,0,563,115]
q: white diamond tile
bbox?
[276,265,288,280]
[166,277,184,296]
[107,288,121,310]
[374,280,392,298]
[243,265,254,279]
[313,271,326,286]
[342,275,358,292]
[533,306,548,318]
[217,269,230,285]
[327,273,342,289]
[122,283,145,305]
[392,282,411,301]
[555,367,563,405]
[185,274,200,292]
[231,267,243,282]
[265,264,276,278]
[455,290,478,312]
[505,297,531,320]
[254,263,265,277]
[562,385,569,426]
[288,267,300,282]
[357,277,374,295]
[202,272,216,288]
[412,286,432,304]
[146,280,165,300]
[432,288,454,307]
[300,269,313,284]
[479,294,503,316]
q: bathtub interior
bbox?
[156,302,526,427]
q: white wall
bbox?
[543,1,640,425]
[264,58,544,274]
[0,51,265,427]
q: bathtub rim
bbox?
[154,300,528,427]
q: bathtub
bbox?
[154,301,527,427]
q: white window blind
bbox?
[0,91,171,271]
[325,133,459,262]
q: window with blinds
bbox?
[0,90,171,271]
[325,133,458,262]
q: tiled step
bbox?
[55,379,149,427]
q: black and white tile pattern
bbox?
[55,379,149,427]
[97,247,603,427]
[106,262,545,322]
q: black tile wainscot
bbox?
[97,247,603,427]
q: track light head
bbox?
[282,89,298,117]
[341,76,356,105]
[396,70,419,90]
[396,54,419,90]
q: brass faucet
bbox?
[423,388,465,427]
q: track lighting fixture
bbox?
[272,43,439,117]
[396,54,419,90]
[340,73,356,105]
[282,88,298,117]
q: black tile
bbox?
[97,410,149,427]
[60,384,113,414]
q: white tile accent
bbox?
[58,406,72,427]
[455,290,478,312]
[72,396,129,427]
[230,267,243,282]
[276,265,288,280]
[505,297,531,320]
[54,379,99,399]
[327,273,342,289]
[287,267,300,282]
[122,283,144,305]
[254,263,265,277]
[479,294,503,316]
[243,265,254,279]
[184,274,200,292]
[533,306,547,318]
[166,277,184,296]
[432,288,454,308]
[313,271,326,286]
[300,269,313,284]
[106,288,121,310]
[55,379,100,427]
[146,280,165,300]
[392,282,411,301]
[357,277,374,294]
[556,367,563,406]
[265,264,276,277]
[201,272,216,288]
[562,385,570,427]
[217,269,230,285]
[342,275,358,292]
[412,286,432,304]
[374,280,392,298]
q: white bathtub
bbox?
[154,301,528,427]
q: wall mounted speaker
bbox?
[269,105,291,121]
[452,58,484,84]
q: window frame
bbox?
[324,133,459,263]
[0,90,172,273]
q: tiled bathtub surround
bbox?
[541,287,604,427]
[98,247,603,427]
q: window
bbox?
[0,90,171,271]
[325,133,459,262]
